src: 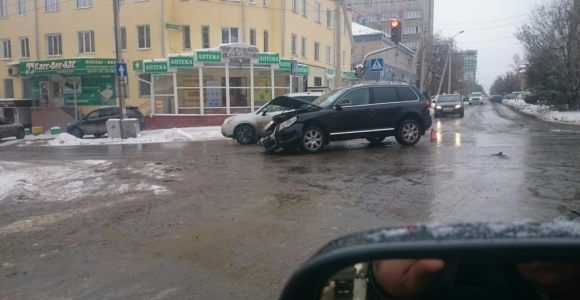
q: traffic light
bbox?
[354,64,365,78]
[390,19,402,44]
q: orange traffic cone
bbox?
[430,129,437,142]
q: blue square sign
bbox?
[370,58,384,72]
[115,62,128,78]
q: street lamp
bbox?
[448,30,464,94]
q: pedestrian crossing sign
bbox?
[370,58,384,72]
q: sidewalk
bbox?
[503,99,580,125]
[1,126,227,147]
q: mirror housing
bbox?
[335,99,350,110]
[278,220,580,300]
[262,110,267,116]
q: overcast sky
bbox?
[433,0,549,92]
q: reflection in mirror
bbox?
[320,260,580,300]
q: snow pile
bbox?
[504,99,580,124]
[45,126,226,147]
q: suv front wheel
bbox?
[300,126,326,154]
[395,119,421,146]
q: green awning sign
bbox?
[279,59,291,70]
[168,56,194,68]
[258,53,280,64]
[196,51,221,63]
[297,65,310,76]
[19,58,116,76]
[133,60,143,72]
[342,71,357,79]
[143,60,168,73]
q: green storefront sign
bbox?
[279,59,291,70]
[168,56,194,68]
[326,69,335,77]
[62,74,117,106]
[196,51,221,63]
[342,71,357,79]
[144,60,168,73]
[133,60,143,72]
[297,65,309,76]
[19,58,116,76]
[258,53,280,64]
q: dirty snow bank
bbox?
[47,126,226,146]
[503,99,580,124]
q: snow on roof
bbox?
[351,22,383,36]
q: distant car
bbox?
[0,116,25,141]
[67,106,145,139]
[504,94,515,100]
[469,92,484,105]
[221,92,324,145]
[434,94,464,118]
[490,95,503,103]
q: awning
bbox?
[18,58,116,76]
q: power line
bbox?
[459,36,518,44]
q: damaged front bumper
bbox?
[257,124,303,153]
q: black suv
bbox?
[258,83,432,154]
[67,106,145,138]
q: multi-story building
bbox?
[351,23,416,83]
[459,50,478,82]
[348,0,434,52]
[0,0,351,129]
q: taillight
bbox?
[426,100,431,108]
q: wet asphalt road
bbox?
[1,102,580,300]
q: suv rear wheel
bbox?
[300,126,326,154]
[395,119,421,146]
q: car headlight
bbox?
[279,117,298,130]
[223,116,235,125]
[435,106,442,109]
[455,104,461,109]
[264,120,275,131]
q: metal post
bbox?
[225,62,230,114]
[198,67,204,115]
[250,63,254,112]
[437,47,450,96]
[73,73,78,120]
[113,0,127,138]
[448,47,452,94]
[361,45,398,84]
[333,0,341,89]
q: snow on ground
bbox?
[503,99,580,125]
[0,159,171,203]
[0,132,56,147]
[46,126,226,147]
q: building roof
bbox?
[351,22,383,36]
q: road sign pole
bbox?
[113,0,127,139]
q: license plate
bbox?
[444,108,453,112]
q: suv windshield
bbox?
[438,95,461,103]
[311,89,347,108]
[470,93,482,97]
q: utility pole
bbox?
[333,0,342,89]
[437,46,450,96]
[447,31,463,94]
[113,0,127,138]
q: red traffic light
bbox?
[391,19,399,28]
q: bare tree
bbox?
[516,0,580,109]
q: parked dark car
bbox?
[434,94,464,118]
[67,106,145,138]
[490,95,503,103]
[524,93,540,104]
[258,83,433,154]
[0,116,25,141]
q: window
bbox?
[3,79,14,98]
[139,73,151,97]
[46,34,62,56]
[1,39,11,59]
[22,78,32,98]
[77,31,95,53]
[301,37,306,57]
[263,0,268,6]
[0,0,7,17]
[137,25,151,49]
[263,30,268,51]
[403,42,418,50]
[343,88,369,105]
[292,0,297,11]
[314,77,322,86]
[249,0,255,3]
[44,0,60,12]
[403,10,421,19]
[327,10,332,27]
[76,0,92,8]
[19,37,29,58]
[291,34,297,56]
[325,45,331,64]
[403,26,421,35]
[202,25,210,48]
[372,87,398,103]
[364,0,371,7]
[249,28,256,46]
[314,2,320,22]
[183,25,191,49]
[17,0,26,15]
[367,15,377,23]
[396,87,419,101]
[314,42,320,61]
[221,27,239,43]
[302,0,306,16]
[114,27,127,50]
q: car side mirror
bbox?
[262,110,267,116]
[336,99,350,108]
